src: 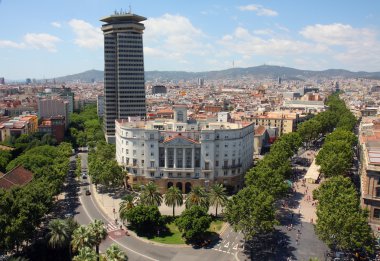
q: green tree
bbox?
[73,246,97,261]
[185,186,209,210]
[119,194,135,222]
[297,119,322,146]
[325,128,357,146]
[47,219,69,249]
[175,206,212,242]
[88,220,107,261]
[314,176,375,253]
[124,205,162,234]
[140,182,163,206]
[103,244,127,261]
[71,225,93,252]
[164,186,183,217]
[209,184,228,217]
[225,186,277,241]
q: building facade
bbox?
[100,11,147,143]
[115,106,254,193]
[38,98,69,129]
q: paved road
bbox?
[74,152,237,261]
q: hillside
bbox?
[52,65,380,83]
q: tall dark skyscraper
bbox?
[100,11,147,143]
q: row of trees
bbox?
[88,142,124,189]
[47,218,126,261]
[313,176,374,253]
[0,142,73,252]
[69,105,104,148]
[311,95,375,254]
[224,93,360,245]
[118,182,228,242]
[225,131,303,241]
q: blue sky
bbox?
[0,0,379,79]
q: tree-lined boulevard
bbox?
[1,95,376,260]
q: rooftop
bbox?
[0,165,33,190]
[100,12,147,23]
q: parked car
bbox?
[85,189,91,196]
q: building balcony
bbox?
[362,194,380,201]
[202,168,212,172]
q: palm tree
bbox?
[47,219,69,249]
[119,194,134,223]
[185,186,209,210]
[71,225,93,252]
[140,182,162,206]
[72,246,97,261]
[164,186,183,217]
[88,219,107,261]
[103,244,127,261]
[209,184,228,217]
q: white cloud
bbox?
[219,26,327,58]
[300,23,376,46]
[300,23,380,71]
[0,33,60,52]
[51,22,61,28]
[24,33,61,52]
[68,19,102,49]
[0,40,25,49]
[144,14,208,59]
[238,4,278,17]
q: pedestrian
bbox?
[291,213,294,220]
[296,238,299,245]
[310,218,313,223]
[115,218,118,224]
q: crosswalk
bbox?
[105,223,119,233]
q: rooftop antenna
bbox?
[128,4,132,14]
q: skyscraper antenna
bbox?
[128,4,132,13]
[232,60,235,68]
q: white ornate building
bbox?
[115,105,254,193]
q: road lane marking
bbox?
[233,244,238,250]
[224,242,230,248]
[79,190,158,261]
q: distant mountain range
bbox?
[53,65,380,83]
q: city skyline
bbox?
[1,0,380,79]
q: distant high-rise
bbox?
[0,77,4,85]
[100,11,147,143]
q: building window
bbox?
[150,134,154,139]
[141,143,144,147]
[160,172,164,177]
[374,208,380,219]
[195,172,199,178]
[205,173,209,178]
[150,161,155,168]
[151,152,154,156]
[133,150,137,157]
[178,173,182,178]
[141,160,144,166]
[150,172,155,177]
[206,153,209,157]
[205,162,210,170]
[215,160,219,167]
[225,144,228,148]
[150,144,154,148]
[126,149,129,154]
[224,170,228,176]
[168,172,173,178]
[186,173,190,178]
[224,160,228,167]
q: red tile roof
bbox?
[0,165,33,190]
